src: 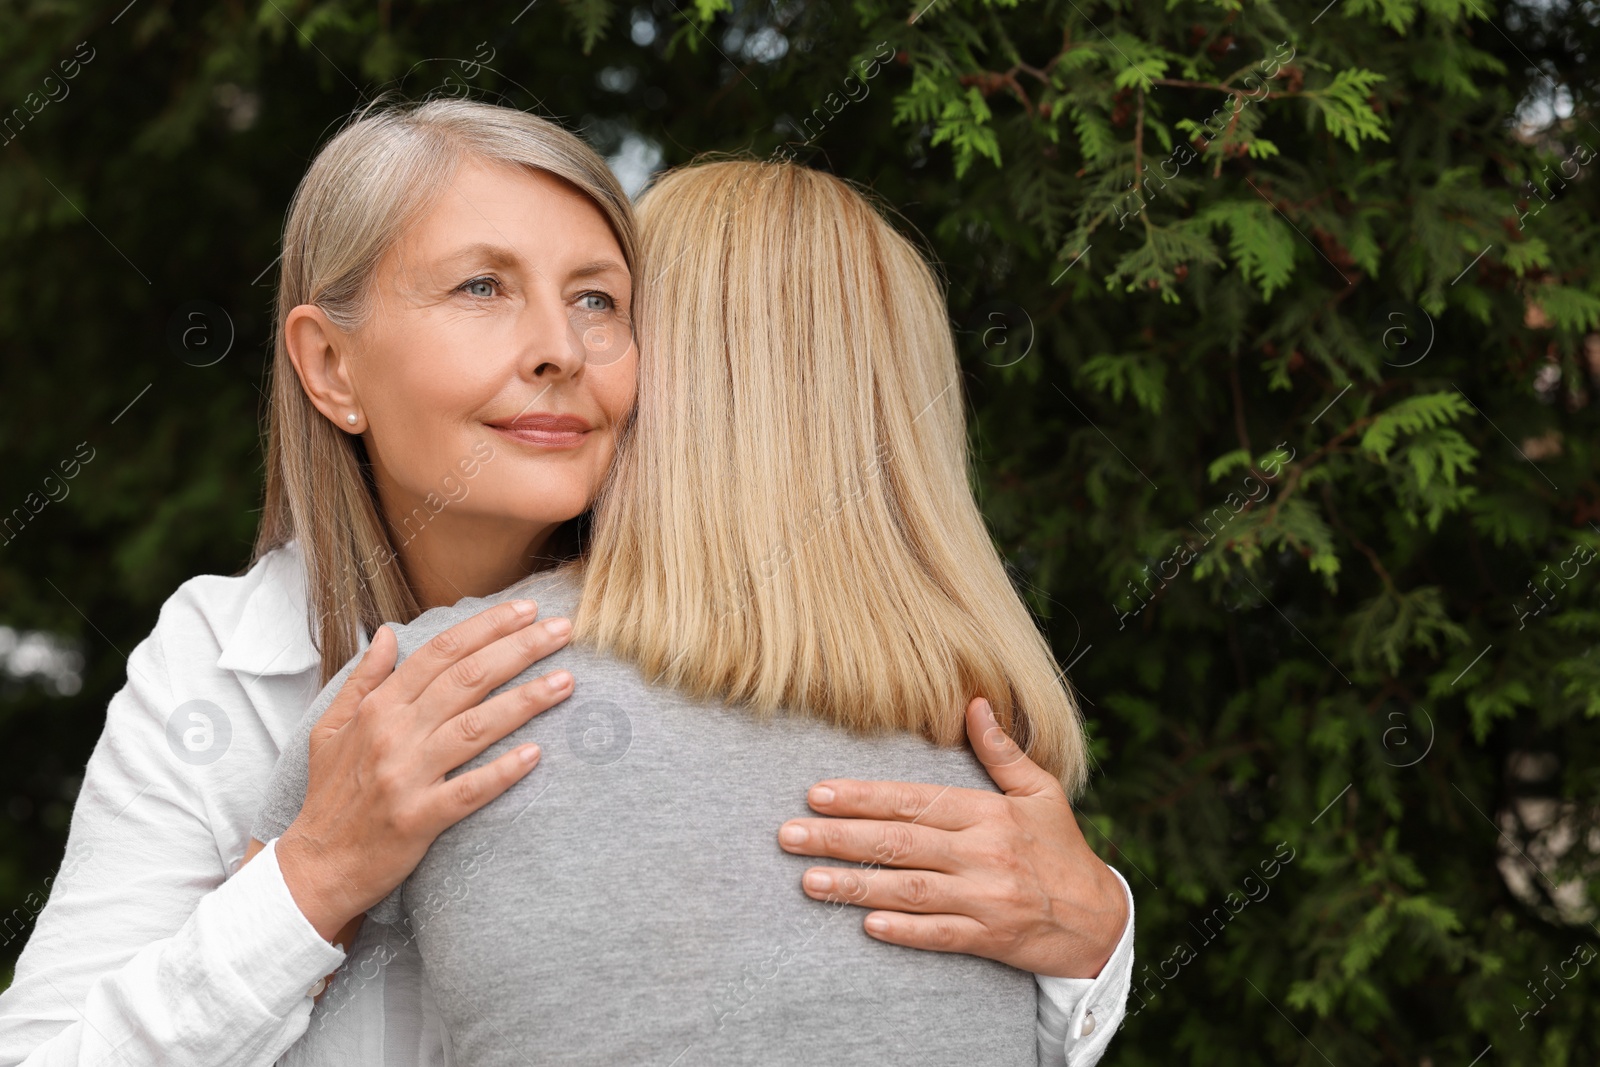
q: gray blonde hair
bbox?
[254,98,639,683]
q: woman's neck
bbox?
[387,505,557,611]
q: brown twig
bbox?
[958,67,1037,114]
[1228,356,1253,459]
[1133,89,1145,193]
[1320,482,1396,592]
[1262,417,1378,527]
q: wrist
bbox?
[1083,862,1129,977]
[1037,862,1129,980]
[275,827,361,944]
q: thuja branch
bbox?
[1261,416,1378,528]
[959,68,1037,114]
[1320,482,1396,593]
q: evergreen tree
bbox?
[0,0,1595,1061]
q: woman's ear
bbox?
[285,304,364,432]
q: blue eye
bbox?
[461,277,498,298]
[578,292,613,312]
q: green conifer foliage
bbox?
[0,0,1595,1061]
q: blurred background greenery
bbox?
[2,0,1598,1062]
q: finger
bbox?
[966,697,1058,798]
[318,626,398,737]
[426,669,574,770]
[415,615,573,731]
[386,600,542,703]
[861,911,991,957]
[778,817,955,873]
[804,778,988,831]
[429,743,543,828]
[800,866,968,916]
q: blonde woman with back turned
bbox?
[253,159,1135,1065]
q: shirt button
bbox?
[308,977,327,998]
[1079,1009,1096,1037]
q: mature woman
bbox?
[254,159,1133,1064]
[0,101,1129,1067]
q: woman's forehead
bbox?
[397,159,628,275]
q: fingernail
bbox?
[779,824,808,846]
[512,600,537,616]
[545,618,572,638]
[865,916,889,935]
[546,670,572,690]
[804,870,833,893]
[520,744,541,764]
[979,698,996,722]
[810,785,835,806]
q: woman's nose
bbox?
[516,296,586,380]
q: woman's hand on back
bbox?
[777,698,1129,980]
[276,599,574,943]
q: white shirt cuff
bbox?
[1035,865,1135,1066]
[193,837,349,1019]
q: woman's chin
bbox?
[475,487,594,530]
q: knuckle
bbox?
[982,811,1023,849]
[389,803,425,839]
[973,791,1009,821]
[892,787,926,821]
[428,628,465,661]
[364,729,394,762]
[454,706,487,745]
[447,657,488,691]
[818,822,849,855]
[451,774,481,810]
[900,873,933,908]
[994,877,1035,916]
[370,764,404,798]
[928,918,960,949]
[880,825,916,863]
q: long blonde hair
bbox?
[576,161,1089,793]
[253,99,639,684]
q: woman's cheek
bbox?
[606,365,639,425]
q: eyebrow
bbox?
[569,259,629,279]
[439,242,520,269]
[438,243,628,280]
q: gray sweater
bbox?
[254,567,1037,1066]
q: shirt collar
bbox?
[215,542,322,677]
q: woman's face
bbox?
[344,158,635,547]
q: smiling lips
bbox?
[486,413,594,450]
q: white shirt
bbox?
[0,545,1134,1066]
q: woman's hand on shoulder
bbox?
[776,697,1128,979]
[276,599,574,942]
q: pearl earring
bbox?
[346,413,359,426]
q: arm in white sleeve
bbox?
[1035,866,1135,1067]
[0,614,345,1067]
